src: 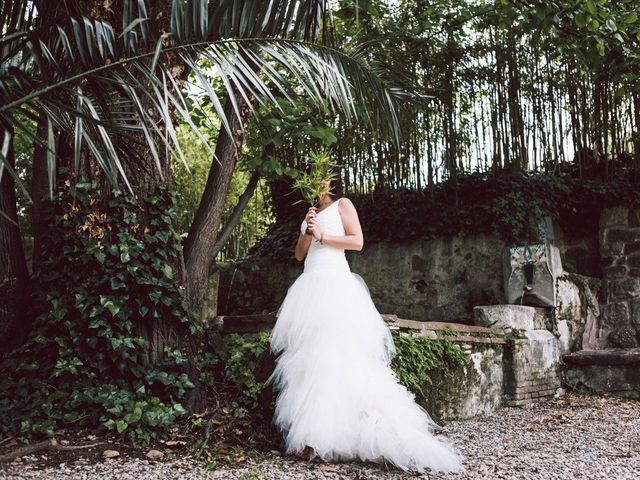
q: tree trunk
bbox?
[183,95,252,310]
[31,121,49,270]
[0,125,31,355]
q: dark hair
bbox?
[327,166,344,198]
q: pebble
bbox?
[1,392,639,479]
[145,450,164,461]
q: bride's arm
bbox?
[294,232,313,261]
[320,198,364,251]
[295,206,317,261]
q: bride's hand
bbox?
[304,206,317,224]
[307,217,323,241]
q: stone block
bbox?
[505,329,561,404]
[582,304,599,350]
[556,277,582,326]
[533,308,551,330]
[628,254,640,268]
[473,305,536,330]
[521,330,561,372]
[417,345,504,422]
[556,274,602,352]
[629,209,640,227]
[631,298,640,325]
[556,320,572,355]
[503,243,561,307]
[600,207,629,229]
[600,302,630,327]
[603,265,628,279]
[624,241,640,255]
[608,326,640,349]
[606,228,640,244]
[601,240,626,257]
[603,279,640,303]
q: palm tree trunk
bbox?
[0,125,31,355]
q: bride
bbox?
[265,171,465,474]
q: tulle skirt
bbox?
[265,263,466,473]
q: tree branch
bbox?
[210,167,262,261]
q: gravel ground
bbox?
[2,391,639,480]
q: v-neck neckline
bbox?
[316,198,339,214]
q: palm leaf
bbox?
[0,0,407,202]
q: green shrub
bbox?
[0,180,195,446]
[223,332,272,409]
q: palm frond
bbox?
[0,0,407,200]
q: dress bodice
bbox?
[300,198,349,273]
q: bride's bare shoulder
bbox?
[337,197,356,211]
[337,197,360,220]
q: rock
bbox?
[608,326,640,349]
[631,298,640,325]
[146,449,164,461]
[164,440,187,447]
[629,209,640,227]
[102,450,120,458]
[600,302,630,327]
[606,228,640,244]
[474,304,536,330]
[600,207,629,229]
[556,320,572,354]
[554,387,566,398]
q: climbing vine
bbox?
[0,180,195,447]
[390,327,470,399]
[251,170,640,260]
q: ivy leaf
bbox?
[162,264,173,279]
[116,419,128,433]
[100,295,120,316]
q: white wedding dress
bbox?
[265,198,465,473]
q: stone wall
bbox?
[215,224,599,325]
[216,234,505,321]
[599,207,640,348]
[214,313,566,421]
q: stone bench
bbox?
[562,348,640,399]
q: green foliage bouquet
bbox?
[290,150,339,207]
